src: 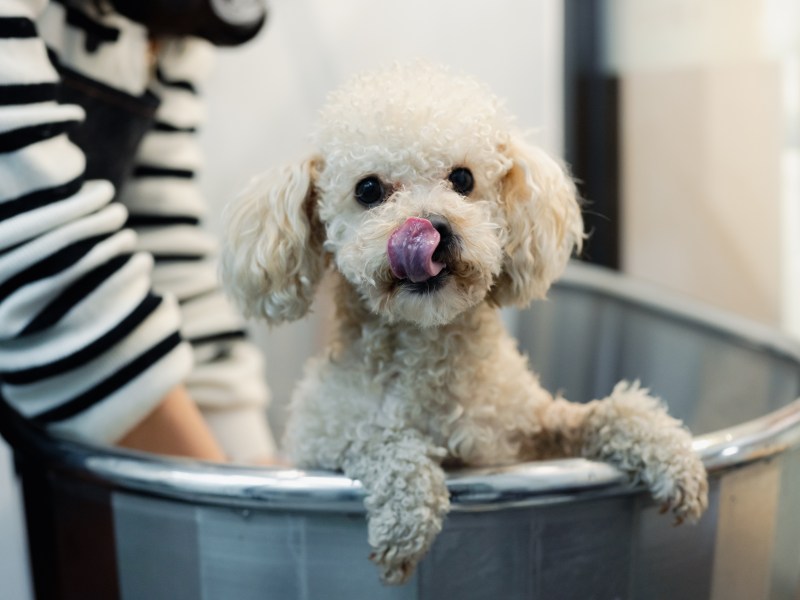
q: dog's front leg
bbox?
[533,382,708,524]
[342,428,449,585]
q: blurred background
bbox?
[2,0,800,597]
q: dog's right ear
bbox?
[489,138,583,307]
[221,156,325,324]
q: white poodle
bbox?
[221,62,708,585]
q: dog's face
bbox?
[313,65,515,326]
[221,63,583,327]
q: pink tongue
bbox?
[387,217,445,283]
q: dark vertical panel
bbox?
[1,395,116,600]
[19,465,121,600]
[51,474,121,599]
[19,460,60,600]
[564,1,621,269]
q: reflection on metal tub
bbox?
[4,262,800,600]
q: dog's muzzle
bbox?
[387,217,447,283]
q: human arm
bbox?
[118,384,225,460]
[0,0,194,448]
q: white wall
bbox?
[605,0,800,329]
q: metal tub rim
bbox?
[5,263,800,513]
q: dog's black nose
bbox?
[428,214,455,263]
[428,214,452,241]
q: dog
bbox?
[220,62,708,585]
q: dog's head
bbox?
[221,63,583,327]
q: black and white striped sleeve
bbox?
[117,38,275,461]
[0,0,192,444]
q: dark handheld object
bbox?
[108,0,267,46]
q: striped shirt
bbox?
[0,0,273,460]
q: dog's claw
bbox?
[370,547,415,585]
[653,459,708,527]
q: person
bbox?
[0,0,276,463]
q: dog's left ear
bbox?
[220,156,326,324]
[490,137,584,307]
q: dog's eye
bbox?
[354,176,386,208]
[448,167,474,196]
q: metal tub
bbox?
[4,262,800,600]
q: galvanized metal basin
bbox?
[4,262,800,600]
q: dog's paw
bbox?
[653,450,709,525]
[366,502,445,585]
[343,432,450,584]
[583,383,709,525]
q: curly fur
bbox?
[221,62,708,584]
